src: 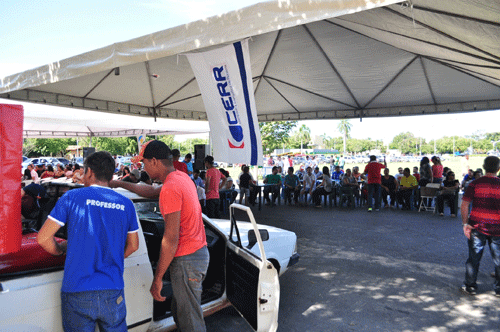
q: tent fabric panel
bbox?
[254,78,297,115]
[262,25,356,106]
[368,59,434,109]
[424,59,500,105]
[306,20,419,108]
[0,0,402,95]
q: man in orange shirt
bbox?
[363,155,387,212]
[137,140,209,332]
[171,148,188,174]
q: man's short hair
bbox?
[369,155,376,161]
[84,151,115,182]
[204,155,214,165]
[193,169,200,174]
[404,167,410,173]
[272,166,278,171]
[288,167,294,172]
[483,156,500,173]
[135,140,172,161]
[171,149,181,157]
[244,166,250,173]
[185,153,192,159]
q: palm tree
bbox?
[337,120,352,154]
[297,125,311,153]
[320,133,331,149]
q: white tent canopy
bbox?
[17,102,209,138]
[1,0,499,122]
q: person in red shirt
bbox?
[138,140,209,331]
[413,166,420,182]
[363,155,387,212]
[171,149,188,174]
[431,156,443,184]
[204,155,226,218]
[460,156,500,296]
[288,155,293,168]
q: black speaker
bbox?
[194,144,209,170]
[83,147,96,160]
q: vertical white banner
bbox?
[186,40,262,166]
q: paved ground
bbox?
[204,202,500,332]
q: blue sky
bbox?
[1,0,499,144]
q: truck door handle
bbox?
[0,283,8,294]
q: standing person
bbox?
[431,156,443,184]
[460,156,500,296]
[27,164,39,184]
[183,153,194,178]
[171,149,188,174]
[37,151,140,332]
[238,166,252,206]
[381,168,398,208]
[339,155,345,170]
[419,156,433,187]
[205,155,226,218]
[412,166,420,182]
[137,140,210,330]
[288,155,294,168]
[363,155,386,212]
[276,156,284,171]
[283,166,300,206]
[312,166,333,208]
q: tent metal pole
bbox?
[83,68,115,99]
[156,77,196,108]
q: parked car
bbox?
[56,158,70,166]
[0,186,298,331]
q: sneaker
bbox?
[440,213,444,216]
[460,284,477,295]
[375,209,380,212]
[315,205,322,208]
[451,214,456,218]
[368,208,372,212]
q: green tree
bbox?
[337,120,353,154]
[390,132,417,154]
[25,138,76,157]
[296,124,311,153]
[259,121,297,154]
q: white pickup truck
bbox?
[0,187,299,332]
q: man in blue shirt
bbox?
[183,153,194,179]
[38,151,140,332]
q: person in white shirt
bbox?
[394,167,404,183]
[313,166,323,180]
[27,164,40,184]
[300,166,316,205]
[305,156,313,170]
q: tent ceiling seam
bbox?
[263,76,300,113]
[426,56,500,69]
[156,77,196,108]
[383,7,500,63]
[162,93,202,107]
[82,68,115,99]
[145,61,158,120]
[254,30,282,96]
[328,18,500,66]
[302,24,361,109]
[264,75,357,109]
[420,57,437,105]
[411,5,500,28]
[363,55,419,109]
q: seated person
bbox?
[312,167,333,208]
[36,164,45,177]
[331,166,344,181]
[413,166,420,182]
[22,169,32,181]
[461,169,474,190]
[394,167,404,183]
[313,166,323,180]
[139,170,152,185]
[193,169,206,206]
[437,171,460,217]
[21,183,47,220]
[341,168,360,206]
[54,164,66,178]
[237,165,257,205]
[283,166,300,205]
[64,164,73,178]
[41,165,55,179]
[381,168,398,208]
[396,168,418,210]
[71,164,84,184]
[238,166,254,206]
[300,166,316,205]
[263,166,282,205]
[219,169,237,204]
[351,166,365,182]
[119,166,131,180]
[295,165,306,182]
[121,169,140,183]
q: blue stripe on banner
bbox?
[234,41,258,166]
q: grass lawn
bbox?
[224,156,487,181]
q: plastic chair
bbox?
[418,183,440,213]
[339,187,356,209]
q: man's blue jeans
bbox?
[170,245,210,332]
[367,184,381,209]
[61,289,126,332]
[464,230,500,292]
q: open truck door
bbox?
[225,204,280,332]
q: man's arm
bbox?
[461,200,473,239]
[150,210,181,302]
[37,218,66,256]
[124,232,139,258]
[109,180,162,198]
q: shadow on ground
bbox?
[205,204,500,332]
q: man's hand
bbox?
[463,224,473,239]
[150,278,166,302]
